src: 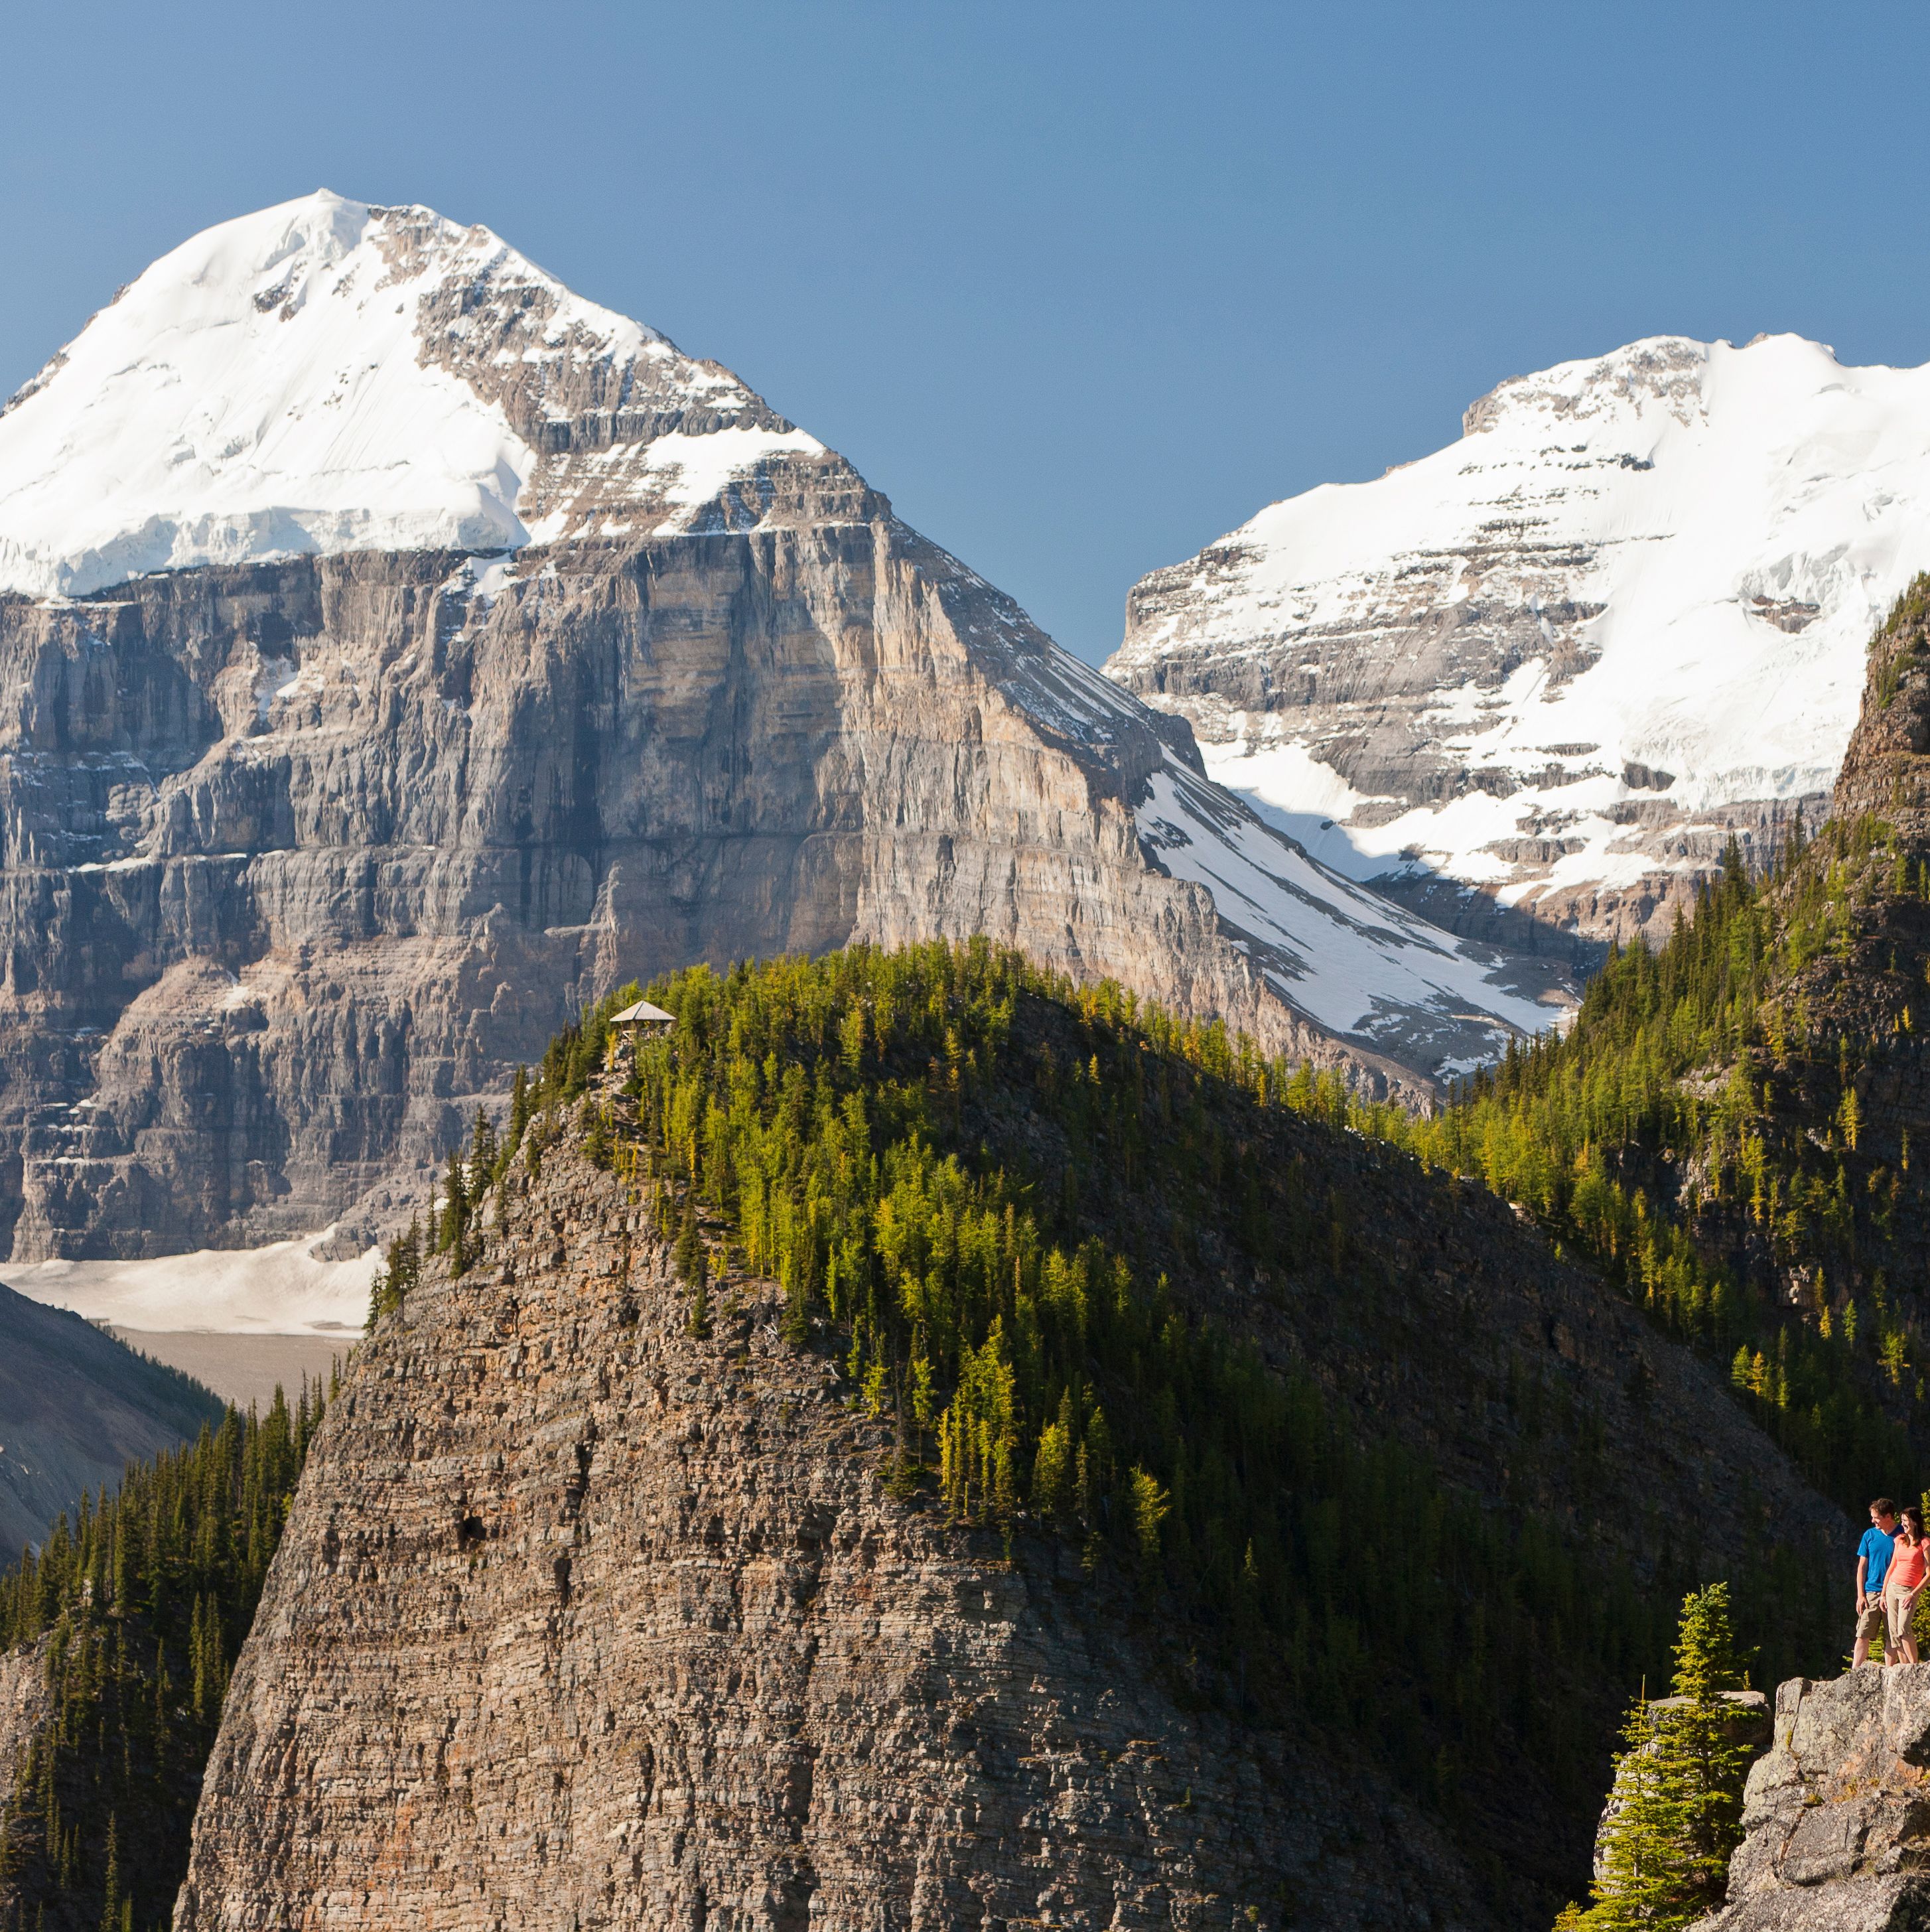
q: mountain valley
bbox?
[0,1286,224,1560]
[3,189,1928,1932]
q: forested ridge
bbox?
[1405,827,1921,1503]
[0,1385,329,1932]
[1364,579,1930,1521]
[379,935,1839,1920]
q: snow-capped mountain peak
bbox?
[1107,330,1930,936]
[0,193,1565,1087]
[0,190,822,598]
[1460,332,1712,437]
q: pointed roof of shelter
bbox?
[610,999,675,1026]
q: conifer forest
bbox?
[0,1387,330,1930]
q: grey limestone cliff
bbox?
[0,511,1411,1263]
[1693,1667,1930,1930]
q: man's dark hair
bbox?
[1873,1497,1898,1517]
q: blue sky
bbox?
[3,2,1925,663]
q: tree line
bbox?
[0,1381,330,1932]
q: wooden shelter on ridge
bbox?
[609,999,676,1046]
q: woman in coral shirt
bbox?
[1887,1503,1928,1664]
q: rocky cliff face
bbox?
[0,193,1564,1263]
[172,1133,1491,1932]
[1105,334,1930,943]
[1694,1668,1930,1930]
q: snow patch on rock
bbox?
[2,1231,378,1336]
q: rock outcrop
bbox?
[172,1135,1489,1932]
[1696,1669,1930,1929]
[0,1635,49,1785]
[0,194,1563,1265]
[0,1280,224,1559]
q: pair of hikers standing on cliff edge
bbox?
[1854,1498,1929,1667]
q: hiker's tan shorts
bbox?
[1888,1583,1919,1649]
[1858,1598,1890,1647]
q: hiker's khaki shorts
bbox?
[1888,1583,1919,1649]
[1858,1598,1890,1647]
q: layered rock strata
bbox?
[171,1058,1846,1929]
[0,526,1420,1263]
[0,1636,50,1787]
[0,193,1563,1263]
[172,1136,1487,1932]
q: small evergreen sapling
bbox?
[675,1196,711,1338]
[1561,1582,1756,1931]
[366,1216,422,1330]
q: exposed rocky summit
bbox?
[0,1279,224,1558]
[1105,334,1930,943]
[1694,1668,1930,1930]
[0,193,1562,1265]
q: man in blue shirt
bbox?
[1855,1497,1899,1667]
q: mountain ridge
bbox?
[0,1281,226,1559]
[0,194,1566,1269]
[165,945,1842,1931]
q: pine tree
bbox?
[437,1146,468,1274]
[470,1106,498,1182]
[675,1196,710,1336]
[98,1812,120,1932]
[1574,1694,1686,1930]
[366,1216,421,1331]
[1568,1584,1754,1930]
[1129,1467,1169,1574]
[507,1065,531,1169]
[781,1267,810,1347]
[1655,1583,1754,1909]
[1030,1419,1073,1523]
[673,1197,705,1292]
